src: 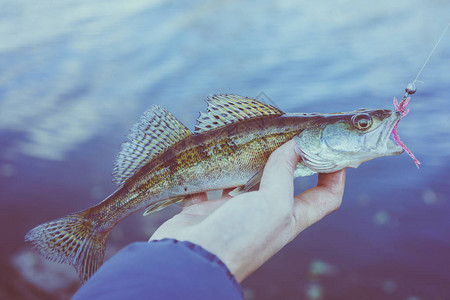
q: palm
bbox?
[150,192,229,240]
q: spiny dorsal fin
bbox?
[194,94,284,134]
[113,106,191,187]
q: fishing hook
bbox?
[402,22,450,100]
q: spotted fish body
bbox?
[25,94,407,282]
[97,112,319,226]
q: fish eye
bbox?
[351,113,372,130]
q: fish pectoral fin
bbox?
[243,169,264,193]
[194,94,284,134]
[143,195,186,216]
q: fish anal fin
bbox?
[194,94,284,134]
[113,106,192,187]
[143,195,186,216]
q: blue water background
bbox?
[1,1,449,299]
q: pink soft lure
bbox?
[392,96,420,168]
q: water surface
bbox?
[1,1,449,299]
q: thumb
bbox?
[259,140,300,201]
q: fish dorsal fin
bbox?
[194,94,284,134]
[113,106,191,187]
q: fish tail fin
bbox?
[24,210,109,283]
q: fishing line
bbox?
[403,21,450,99]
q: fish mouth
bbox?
[382,111,404,155]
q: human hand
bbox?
[149,140,346,282]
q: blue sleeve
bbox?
[72,239,243,300]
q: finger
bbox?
[317,169,346,196]
[293,169,346,233]
[259,140,301,200]
[182,192,208,208]
[221,188,235,199]
[182,198,228,215]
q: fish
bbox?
[25,94,408,282]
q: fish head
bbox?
[294,109,404,173]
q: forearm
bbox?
[185,193,295,282]
[73,240,243,300]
